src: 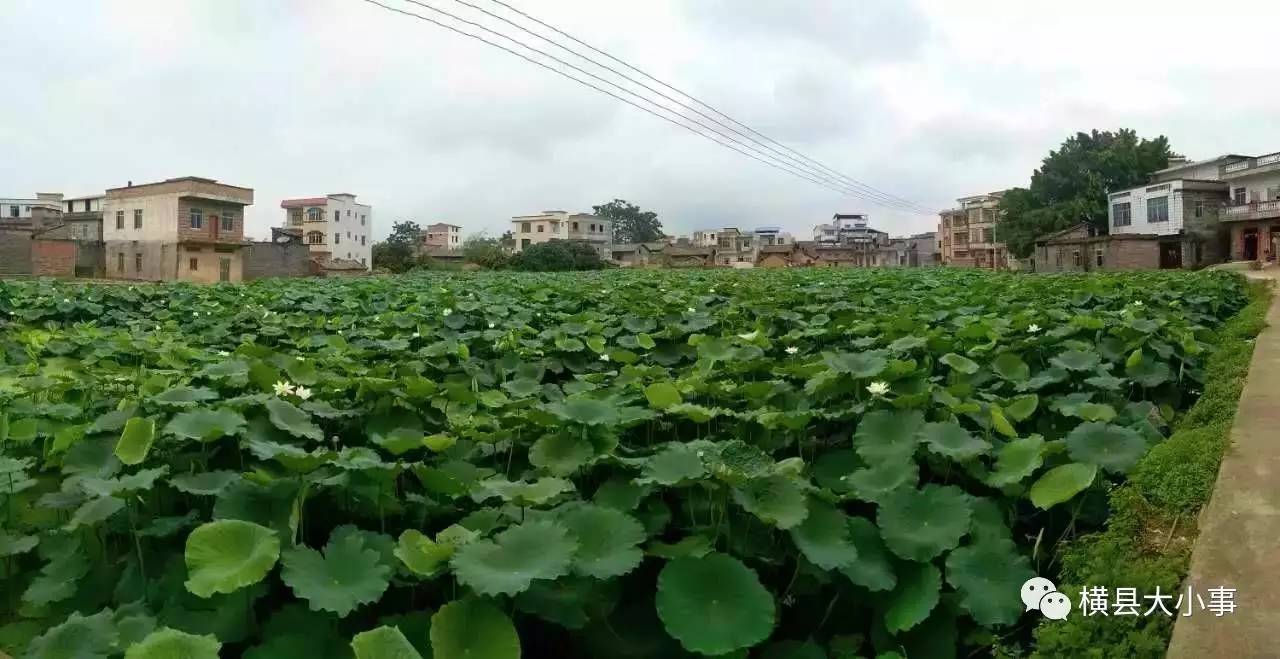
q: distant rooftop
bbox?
[281,197,330,208]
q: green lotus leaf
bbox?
[1005,394,1039,421]
[846,457,917,504]
[430,598,520,659]
[647,534,714,559]
[708,440,774,484]
[264,398,323,441]
[185,520,281,598]
[789,500,858,570]
[124,628,221,659]
[1072,402,1117,422]
[825,350,888,378]
[644,382,683,409]
[378,612,433,659]
[1050,349,1101,372]
[165,409,247,442]
[986,435,1045,487]
[854,409,924,465]
[920,421,990,461]
[732,474,809,529]
[544,397,619,426]
[170,470,240,496]
[514,575,620,629]
[88,408,137,434]
[840,516,896,591]
[877,484,971,561]
[946,538,1034,626]
[812,449,860,495]
[1029,463,1097,510]
[23,534,90,607]
[939,352,980,375]
[639,443,706,485]
[655,553,776,655]
[152,386,218,407]
[473,476,573,506]
[1065,422,1147,473]
[990,353,1030,381]
[115,417,156,466]
[530,433,593,476]
[24,610,117,659]
[502,377,542,398]
[351,626,423,659]
[451,520,577,596]
[762,640,827,659]
[213,478,300,541]
[593,478,652,511]
[394,529,454,578]
[0,530,38,557]
[65,495,125,530]
[884,562,941,633]
[281,525,392,616]
[561,504,645,579]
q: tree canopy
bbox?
[996,129,1175,257]
[463,233,511,269]
[371,221,423,272]
[593,199,664,244]
[511,241,607,271]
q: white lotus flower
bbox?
[412,332,421,338]
[272,381,296,396]
[738,330,760,341]
[1027,324,1041,333]
[785,346,799,355]
[488,322,496,329]
[295,357,305,362]
[295,386,313,400]
[442,308,453,316]
[599,353,610,362]
[1131,300,1144,307]
[709,288,716,293]
[866,381,890,396]
[687,307,696,313]
[216,351,229,357]
[63,298,69,303]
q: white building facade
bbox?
[511,211,611,257]
[281,193,373,269]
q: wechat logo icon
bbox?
[1022,577,1071,620]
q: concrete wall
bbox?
[105,241,178,280]
[1109,180,1229,237]
[103,193,179,242]
[325,195,372,268]
[243,241,311,280]
[32,240,76,277]
[176,198,245,242]
[178,245,243,283]
[0,230,33,275]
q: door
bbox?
[1244,230,1259,261]
[219,257,231,282]
[1159,241,1183,269]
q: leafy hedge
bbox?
[0,269,1250,658]
[1029,279,1270,658]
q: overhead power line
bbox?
[445,0,937,215]
[361,0,939,216]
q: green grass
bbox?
[1029,278,1272,658]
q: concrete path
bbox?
[1167,270,1279,658]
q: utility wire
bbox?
[444,0,937,214]
[360,0,880,200]
[386,0,926,213]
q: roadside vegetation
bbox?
[0,268,1252,658]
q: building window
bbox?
[190,208,203,229]
[307,208,322,221]
[8,205,17,217]
[362,258,367,266]
[334,210,340,222]
[117,253,125,272]
[133,209,142,229]
[335,233,341,244]
[572,222,579,231]
[537,225,544,233]
[189,257,198,271]
[135,253,143,272]
[1233,187,1247,205]
[1112,202,1131,227]
[1147,196,1169,223]
[347,210,351,217]
[361,235,366,245]
[1095,249,1104,267]
[116,210,124,229]
[220,213,233,231]
[361,215,366,225]
[307,231,324,244]
[84,200,91,212]
[521,238,531,248]
[521,222,531,233]
[1194,200,1204,218]
[1055,250,1062,267]
[1073,250,1081,267]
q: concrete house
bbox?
[242,227,312,280]
[1034,224,1163,273]
[512,211,612,258]
[938,192,1012,270]
[282,193,373,269]
[423,223,462,249]
[1105,156,1239,268]
[103,177,253,283]
[1218,152,1280,261]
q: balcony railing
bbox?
[1223,200,1280,222]
[1221,153,1280,177]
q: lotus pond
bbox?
[0,268,1251,658]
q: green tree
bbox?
[997,129,1175,257]
[372,221,423,273]
[463,233,511,270]
[511,241,607,272]
[593,199,664,244]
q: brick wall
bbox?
[176,198,246,243]
[243,241,311,280]
[0,230,33,275]
[31,240,76,277]
[1108,239,1160,270]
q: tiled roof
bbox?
[281,197,329,208]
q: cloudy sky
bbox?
[4,0,1280,242]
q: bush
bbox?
[511,241,606,271]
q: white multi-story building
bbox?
[424,223,462,249]
[281,193,372,269]
[511,211,611,257]
[1,193,63,228]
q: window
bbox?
[307,207,321,221]
[347,210,351,217]
[1233,187,1247,205]
[361,215,366,225]
[334,210,339,222]
[1147,196,1169,223]
[1095,249,1104,267]
[220,213,233,231]
[9,205,18,217]
[117,253,125,272]
[362,258,367,266]
[537,225,544,233]
[190,208,203,229]
[361,235,366,245]
[521,238,531,248]
[1194,200,1204,218]
[1073,250,1081,267]
[1055,250,1063,267]
[1112,202,1131,227]
[521,222,531,233]
[135,253,143,272]
[84,200,91,212]
[134,209,142,229]
[189,258,199,271]
[572,222,579,231]
[335,233,341,244]
[982,209,997,223]
[306,231,324,244]
[346,232,351,239]
[116,210,124,229]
